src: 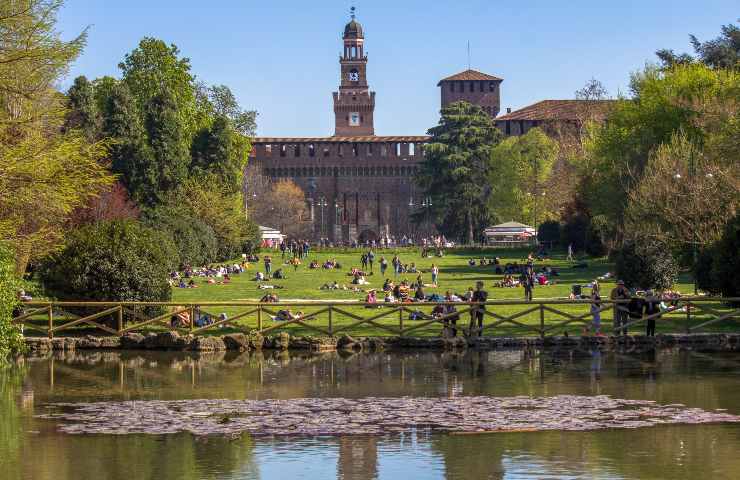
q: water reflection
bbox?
[1,347,739,479]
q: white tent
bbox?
[484,221,536,246]
[258,226,284,247]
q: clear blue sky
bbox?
[58,0,737,137]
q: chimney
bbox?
[506,107,512,113]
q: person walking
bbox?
[520,264,535,302]
[368,250,375,273]
[610,280,630,335]
[360,253,368,271]
[392,255,400,278]
[566,243,574,261]
[264,255,272,276]
[470,281,488,337]
[430,263,439,286]
[380,256,388,277]
[279,240,286,259]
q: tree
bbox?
[537,220,560,247]
[119,37,197,139]
[614,239,679,290]
[0,242,24,357]
[191,115,247,194]
[67,181,140,227]
[38,220,175,302]
[207,84,257,136]
[251,180,310,238]
[417,101,502,244]
[578,63,738,243]
[697,214,740,298]
[489,128,558,228]
[65,75,101,141]
[656,21,739,70]
[0,0,114,273]
[143,205,218,268]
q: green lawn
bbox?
[23,247,738,338]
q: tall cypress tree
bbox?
[191,115,244,193]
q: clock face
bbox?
[348,70,359,82]
[349,112,360,126]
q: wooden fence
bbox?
[12,298,740,339]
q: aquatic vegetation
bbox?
[39,395,740,437]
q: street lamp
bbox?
[421,196,433,238]
[317,197,328,241]
[527,191,546,241]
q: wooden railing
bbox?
[12,298,740,339]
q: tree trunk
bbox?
[14,243,30,277]
[467,210,474,246]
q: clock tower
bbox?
[333,8,375,136]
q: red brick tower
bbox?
[333,8,375,136]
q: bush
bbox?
[614,238,678,290]
[537,220,560,246]
[38,220,176,302]
[697,214,740,298]
[0,243,24,357]
[143,205,218,267]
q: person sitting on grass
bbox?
[365,289,378,306]
[382,278,393,292]
[384,292,396,303]
[259,292,279,302]
[289,257,301,271]
[273,268,286,279]
[397,281,411,302]
[309,259,320,269]
[275,309,303,322]
[414,285,426,302]
[468,258,476,266]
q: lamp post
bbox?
[421,196,433,238]
[408,196,415,238]
[317,197,328,241]
[527,191,546,243]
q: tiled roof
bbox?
[253,136,429,144]
[495,100,616,121]
[438,69,503,85]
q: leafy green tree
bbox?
[0,243,24,357]
[417,101,502,244]
[191,115,247,193]
[579,63,738,242]
[38,220,175,302]
[489,128,558,226]
[65,75,101,141]
[119,37,198,139]
[656,21,739,70]
[143,205,218,267]
[0,0,113,273]
[537,220,561,247]
[614,238,679,290]
[207,84,257,136]
[139,91,191,206]
[697,214,740,298]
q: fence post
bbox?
[399,307,404,336]
[539,303,545,339]
[257,306,262,331]
[189,305,195,335]
[328,305,333,336]
[47,306,53,339]
[117,305,123,335]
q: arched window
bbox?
[409,143,415,156]
[308,144,315,157]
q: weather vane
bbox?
[350,6,356,20]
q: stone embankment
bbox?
[23,332,740,354]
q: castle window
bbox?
[352,143,358,157]
[308,144,315,157]
[381,144,387,157]
[338,144,344,157]
[280,145,287,157]
[469,82,474,92]
[395,143,401,156]
[367,143,373,156]
[265,144,272,155]
[294,145,301,157]
[505,121,511,135]
[323,146,330,157]
[489,82,495,92]
[479,82,484,92]
[449,82,455,92]
[409,142,415,156]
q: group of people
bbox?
[586,280,668,337]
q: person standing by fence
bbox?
[368,250,375,273]
[470,281,488,337]
[431,264,439,286]
[520,265,535,302]
[610,280,631,335]
[590,281,602,336]
[645,290,660,336]
[380,256,388,276]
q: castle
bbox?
[249,12,605,243]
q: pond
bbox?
[1,347,739,479]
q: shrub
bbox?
[38,220,176,302]
[537,220,560,247]
[614,238,678,290]
[707,214,740,298]
[143,205,218,267]
[0,243,24,357]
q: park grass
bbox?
[165,247,737,337]
[23,247,738,338]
